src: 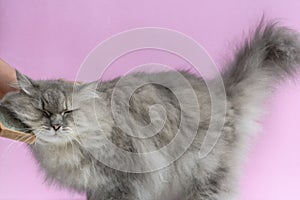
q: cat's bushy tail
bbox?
[223,20,300,105]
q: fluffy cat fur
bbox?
[1,21,300,200]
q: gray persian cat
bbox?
[1,21,300,200]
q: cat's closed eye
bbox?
[41,109,52,117]
[62,109,79,116]
[62,110,73,116]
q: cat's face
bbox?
[1,71,96,145]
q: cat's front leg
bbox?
[87,189,139,200]
[182,178,237,200]
[185,189,236,200]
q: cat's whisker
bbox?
[0,139,22,158]
[63,137,68,153]
[8,127,35,132]
[63,127,82,146]
[69,137,76,160]
[68,134,82,146]
[63,134,76,162]
[0,131,37,159]
[63,127,73,132]
[17,135,36,147]
[31,128,49,146]
[14,128,45,149]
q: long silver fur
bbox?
[1,20,300,200]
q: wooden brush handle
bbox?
[0,122,35,144]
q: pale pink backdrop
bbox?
[1,1,300,200]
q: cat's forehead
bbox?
[41,89,67,111]
[42,88,64,99]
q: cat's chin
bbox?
[34,133,73,145]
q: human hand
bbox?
[0,58,17,99]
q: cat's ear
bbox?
[73,81,99,102]
[15,70,36,95]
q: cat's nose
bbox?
[52,124,62,131]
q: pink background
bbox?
[1,0,300,199]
